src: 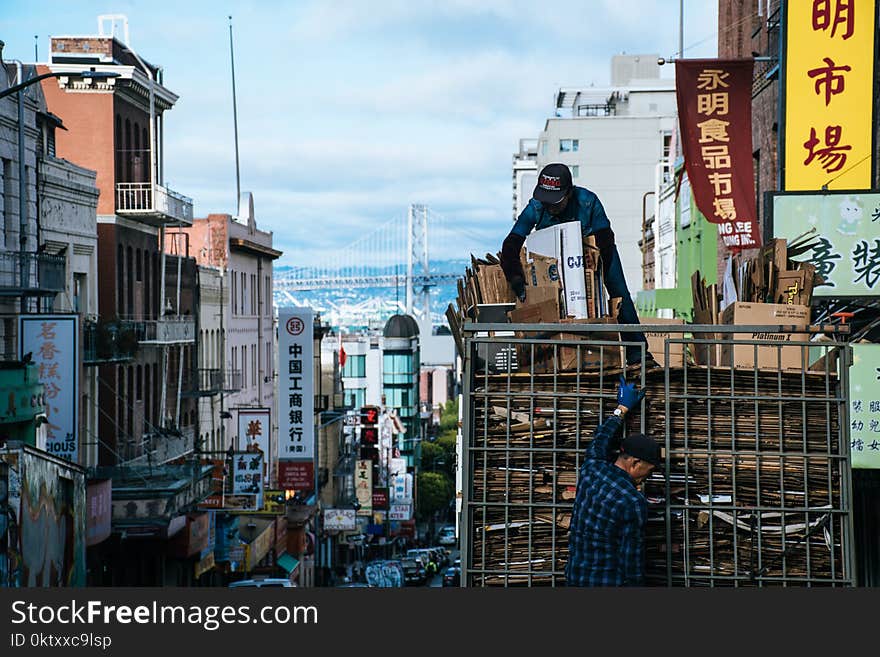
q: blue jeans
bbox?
[601,244,651,365]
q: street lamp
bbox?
[0,64,119,100]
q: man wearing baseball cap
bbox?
[500,162,655,368]
[566,376,662,586]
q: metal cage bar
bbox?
[461,323,854,587]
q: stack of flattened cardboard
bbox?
[729,232,824,307]
[467,367,846,586]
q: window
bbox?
[265,276,271,315]
[242,345,247,388]
[349,388,366,409]
[251,274,257,315]
[383,352,415,384]
[252,344,257,388]
[136,365,143,401]
[2,159,13,247]
[342,354,366,378]
[540,140,547,156]
[571,165,579,178]
[241,272,246,315]
[231,269,237,315]
[559,139,579,152]
[136,249,142,282]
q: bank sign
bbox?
[773,191,880,297]
[278,308,315,467]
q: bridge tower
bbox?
[406,203,432,329]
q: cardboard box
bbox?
[774,270,808,306]
[691,308,722,366]
[521,252,562,289]
[525,223,589,319]
[719,302,810,371]
[512,319,622,374]
[638,316,685,368]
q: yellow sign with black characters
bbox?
[784,0,877,190]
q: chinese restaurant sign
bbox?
[238,407,271,485]
[19,315,79,461]
[849,343,880,469]
[772,191,880,296]
[278,308,314,488]
[784,0,877,190]
[675,59,760,250]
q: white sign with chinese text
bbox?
[19,315,79,462]
[237,408,271,484]
[232,451,265,507]
[391,472,413,504]
[278,308,315,463]
[355,459,373,515]
[850,343,880,469]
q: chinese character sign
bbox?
[237,408,271,485]
[233,451,265,497]
[784,0,876,190]
[19,315,79,462]
[277,308,314,464]
[355,459,373,515]
[849,343,880,468]
[675,59,760,251]
[773,191,880,296]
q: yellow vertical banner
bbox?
[784,0,877,190]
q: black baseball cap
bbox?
[533,163,572,205]
[621,433,663,467]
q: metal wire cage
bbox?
[460,323,854,587]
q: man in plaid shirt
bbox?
[566,376,661,586]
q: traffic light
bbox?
[359,405,380,445]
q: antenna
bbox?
[229,16,242,213]
[34,35,38,62]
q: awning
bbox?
[277,554,299,575]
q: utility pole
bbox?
[679,0,684,59]
[228,16,241,211]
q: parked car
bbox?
[400,559,426,586]
[438,526,457,546]
[229,578,293,588]
[442,566,461,587]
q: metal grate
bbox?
[460,324,853,587]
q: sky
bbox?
[2,1,718,267]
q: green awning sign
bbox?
[277,553,299,574]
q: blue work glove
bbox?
[510,275,526,302]
[617,375,646,410]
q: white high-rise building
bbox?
[526,54,676,295]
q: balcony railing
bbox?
[131,316,196,344]
[184,368,243,397]
[125,426,196,467]
[115,182,194,226]
[0,251,65,297]
[83,320,139,365]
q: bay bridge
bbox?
[273,205,497,329]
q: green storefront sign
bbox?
[850,343,880,469]
[773,191,880,297]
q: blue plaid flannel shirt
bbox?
[566,416,648,586]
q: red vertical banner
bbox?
[675,59,761,251]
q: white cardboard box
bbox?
[526,222,588,319]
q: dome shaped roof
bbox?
[383,314,419,338]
